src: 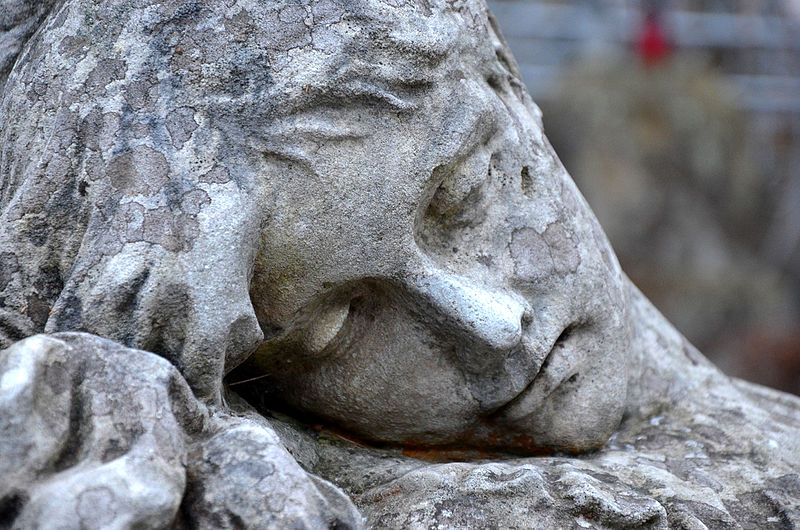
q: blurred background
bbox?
[486,0,800,395]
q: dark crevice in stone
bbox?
[50,372,88,473]
[0,491,28,529]
[520,165,534,198]
[50,292,83,331]
[0,316,27,347]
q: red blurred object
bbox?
[637,13,671,65]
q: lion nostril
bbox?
[520,165,535,198]
[553,324,579,349]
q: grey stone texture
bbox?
[0,0,798,528]
[293,285,800,528]
[0,0,59,92]
[0,333,362,529]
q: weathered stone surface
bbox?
[0,0,629,453]
[0,0,59,92]
[0,333,362,529]
[0,333,190,528]
[0,0,798,528]
[179,410,363,529]
[267,286,800,528]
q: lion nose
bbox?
[404,268,530,353]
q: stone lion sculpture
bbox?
[1,0,798,528]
